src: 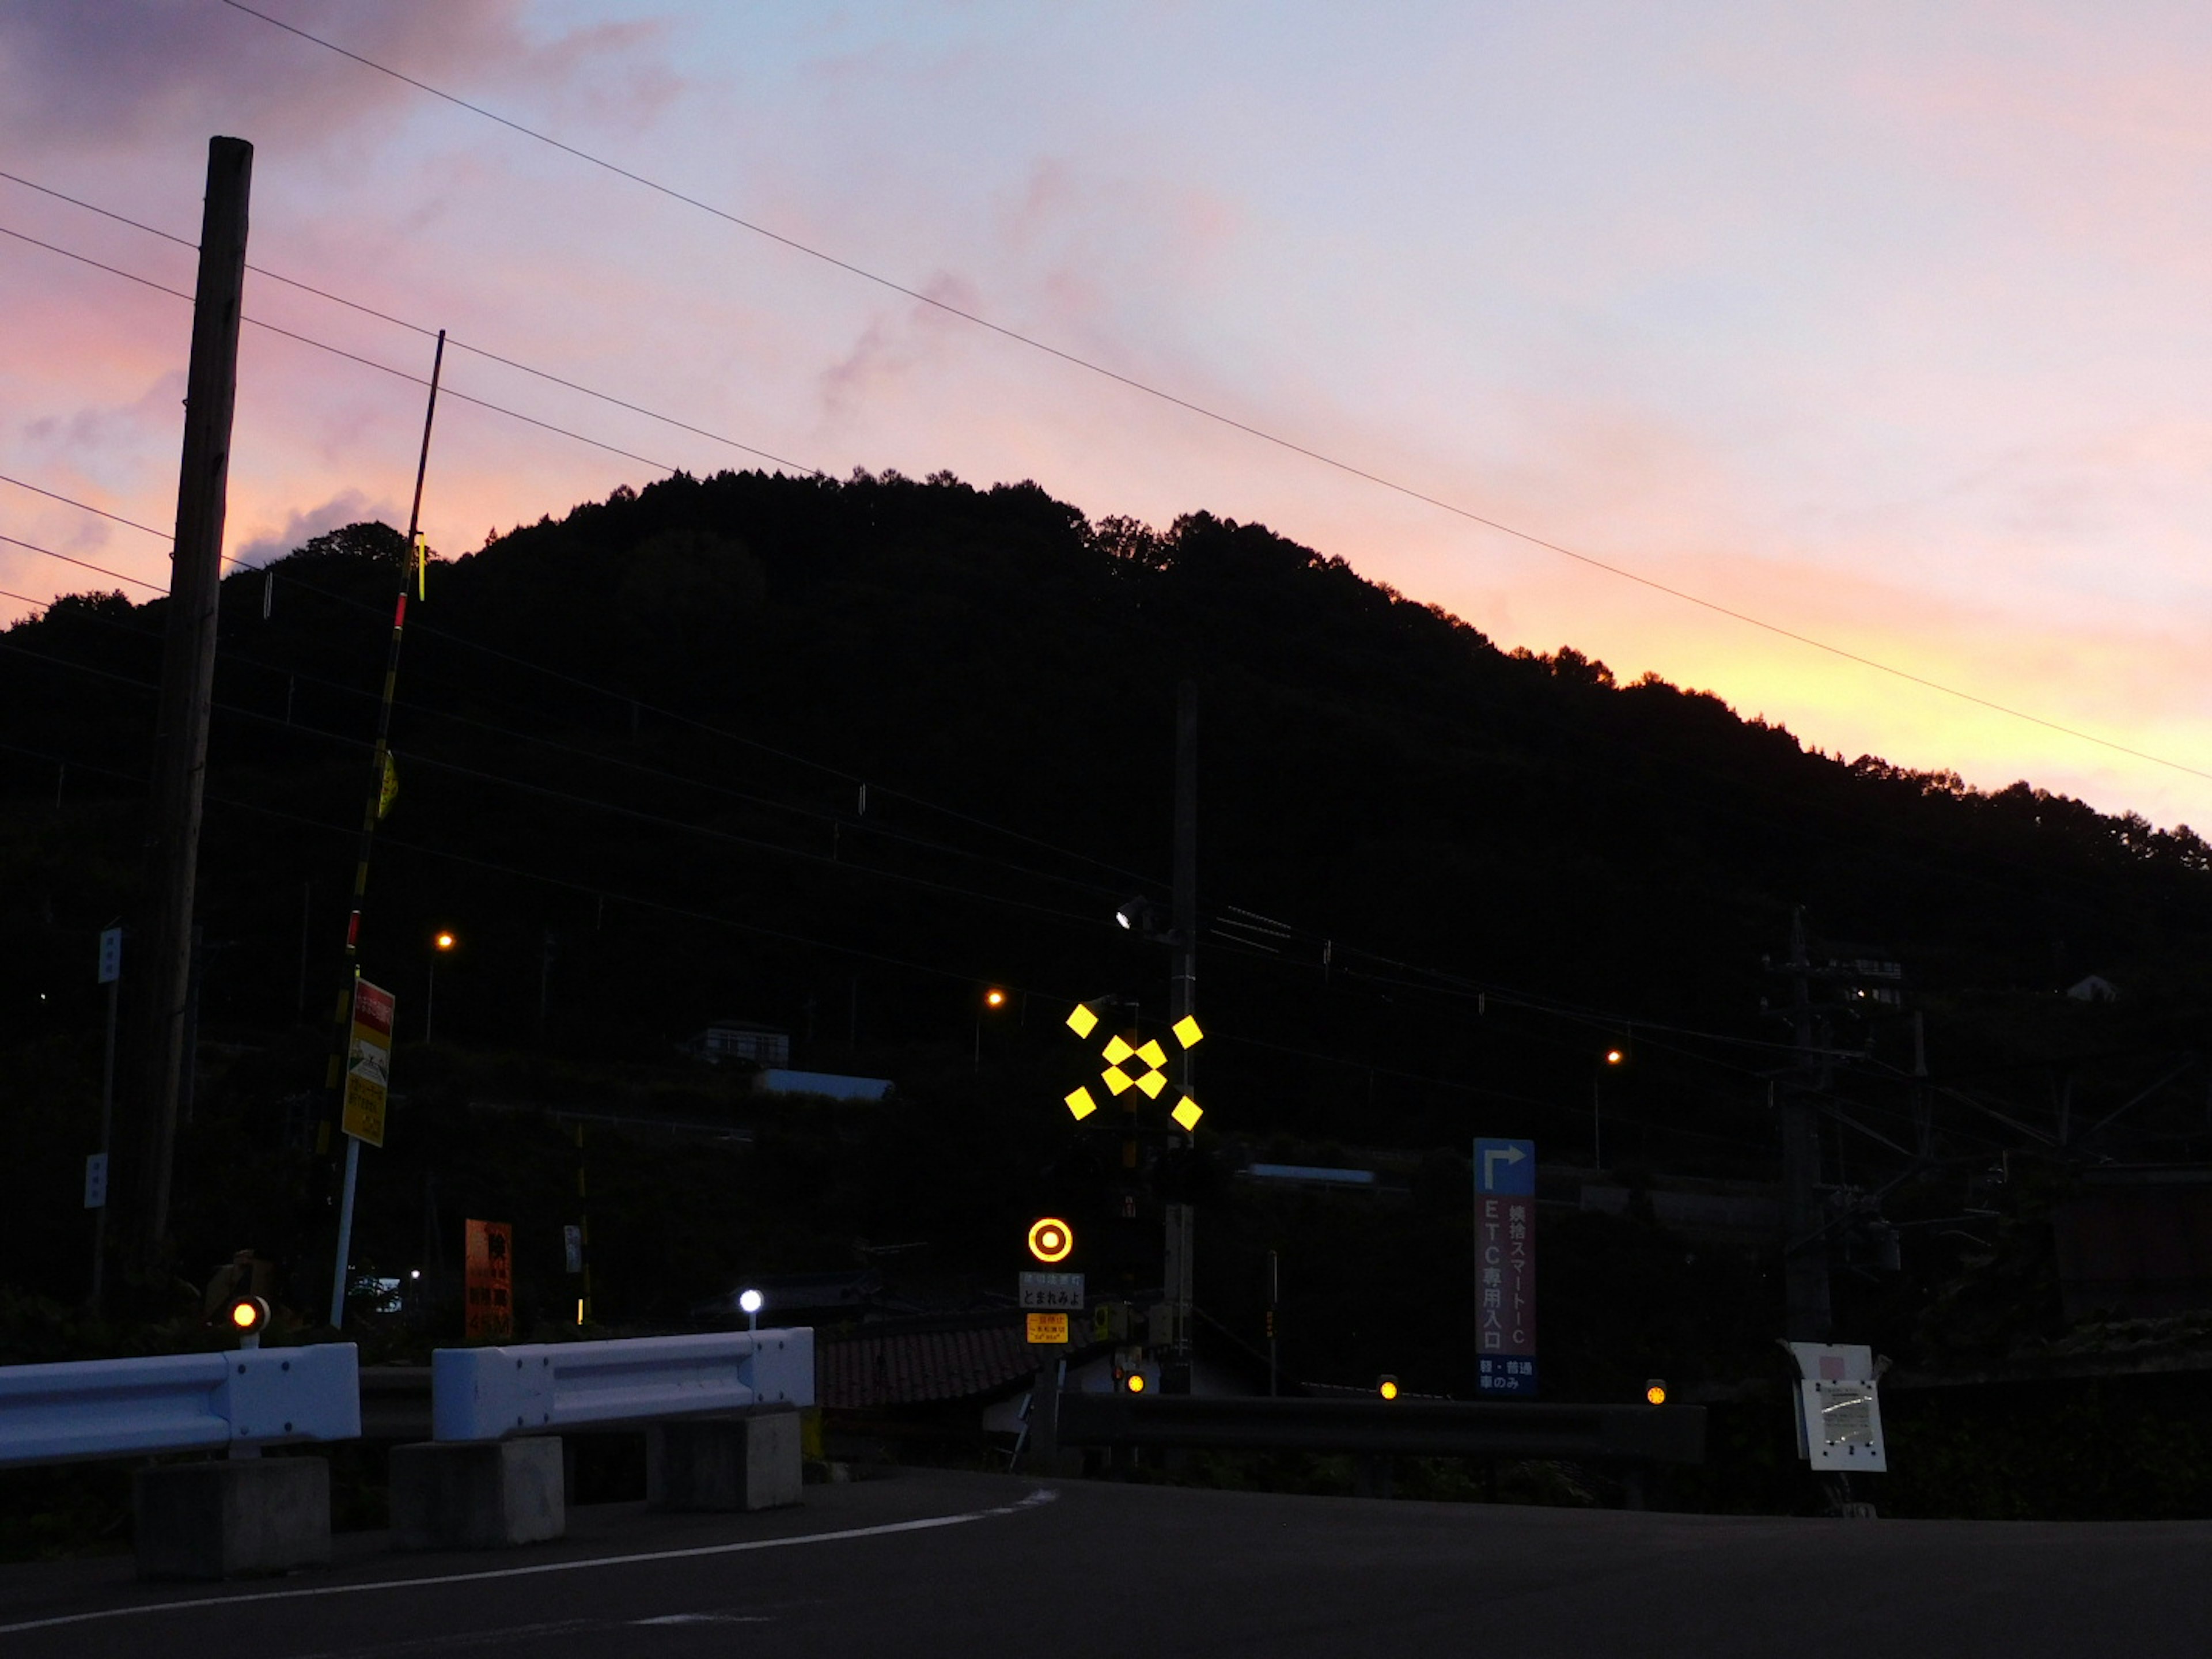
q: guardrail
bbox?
[431,1328,814,1441]
[1056,1393,1706,1464]
[0,1344,361,1469]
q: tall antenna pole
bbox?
[321,330,445,1328]
[135,136,251,1269]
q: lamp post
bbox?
[975,986,1008,1069]
[1595,1044,1626,1169]
[426,930,455,1043]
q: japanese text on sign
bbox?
[1475,1138,1537,1395]
[1019,1271,1085,1310]
[464,1218,513,1340]
[342,979,395,1147]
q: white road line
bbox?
[0,1487,1058,1637]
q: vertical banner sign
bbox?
[464,1218,514,1340]
[341,979,395,1147]
[1474,1137,1538,1395]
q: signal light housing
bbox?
[1645,1378,1668,1406]
[1377,1374,1400,1401]
[228,1296,270,1341]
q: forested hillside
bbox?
[3,467,2208,1384]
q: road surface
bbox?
[3,1467,2206,1656]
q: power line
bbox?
[0,462,1160,894]
[0,222,695,477]
[0,621,1126,936]
[0,168,828,479]
[216,0,2212,790]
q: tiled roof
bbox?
[816,1313,1041,1407]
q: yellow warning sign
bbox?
[1026,1312,1070,1345]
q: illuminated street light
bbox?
[1605,1048,1624,1066]
[975,987,1012,1067]
[426,928,458,1044]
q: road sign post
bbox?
[1473,1138,1538,1396]
[328,979,395,1328]
[88,926,122,1313]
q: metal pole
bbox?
[135,135,251,1266]
[327,1135,361,1328]
[1266,1248,1279,1397]
[1781,908,1833,1341]
[1592,1073,1603,1170]
[315,331,444,1309]
[1169,680,1198,1380]
[91,948,120,1314]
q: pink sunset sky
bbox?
[3,1,2209,831]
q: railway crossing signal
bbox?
[1062,1002,1205,1130]
[1028,1217,1075,1264]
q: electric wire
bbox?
[0,168,828,479]
[215,0,2212,789]
[0,223,683,476]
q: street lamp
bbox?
[1594,1043,1626,1168]
[975,986,1009,1067]
[426,930,456,1043]
[738,1286,763,1334]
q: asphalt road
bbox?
[4,1468,2208,1658]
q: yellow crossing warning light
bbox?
[1645,1378,1668,1406]
[1063,1003,1211,1130]
[1028,1217,1075,1263]
[1377,1374,1400,1401]
[228,1296,270,1339]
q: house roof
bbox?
[816,1312,1047,1408]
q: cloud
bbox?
[229,487,387,567]
[0,0,677,157]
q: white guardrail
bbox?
[431,1328,814,1441]
[0,1344,362,1469]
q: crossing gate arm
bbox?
[432,1328,814,1441]
[0,1344,362,1468]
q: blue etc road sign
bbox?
[1473,1138,1538,1396]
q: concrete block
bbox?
[389,1437,565,1551]
[647,1408,801,1512]
[134,1456,331,1581]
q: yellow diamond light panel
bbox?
[1062,1002,1211,1130]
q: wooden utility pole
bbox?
[136,135,251,1265]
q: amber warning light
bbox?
[1027,1217,1074,1264]
[228,1296,270,1339]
